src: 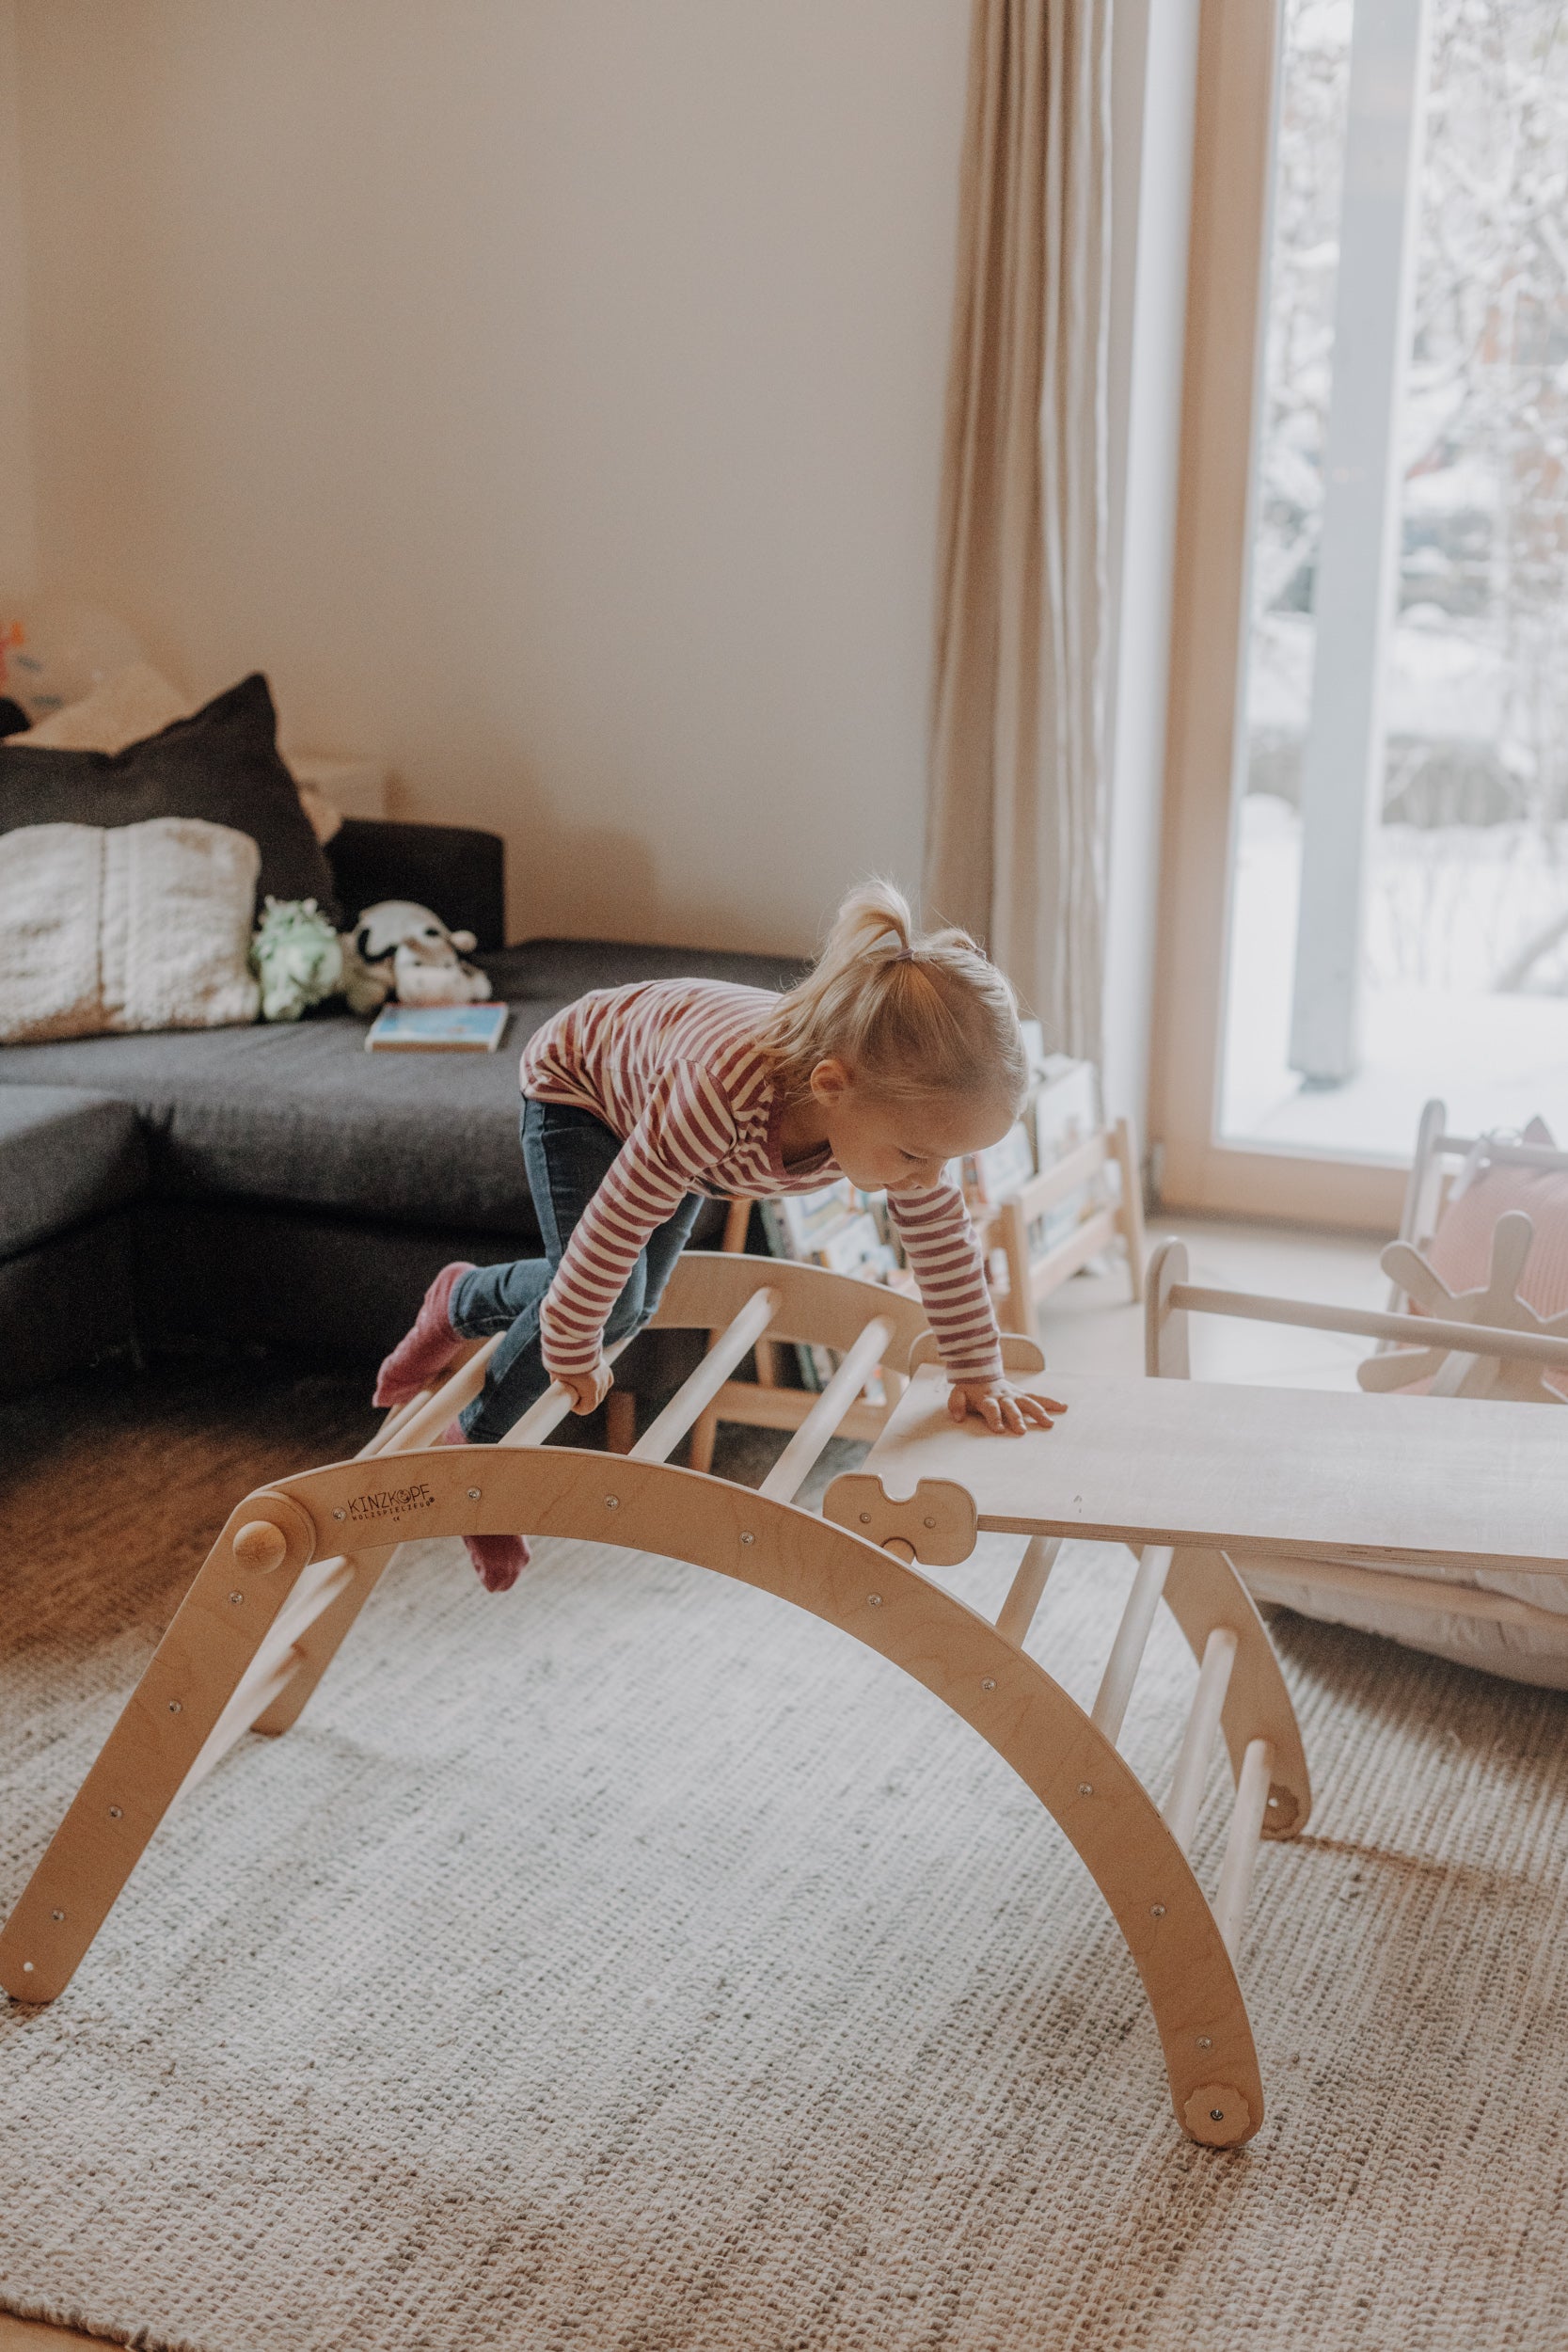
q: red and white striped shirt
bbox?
[519,979,1004,1383]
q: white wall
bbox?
[12,0,971,953]
[0,0,37,600]
[8,1,1201,1132]
[1101,0,1202,1131]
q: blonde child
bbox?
[376,881,1064,1589]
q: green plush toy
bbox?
[249,897,344,1023]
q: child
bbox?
[376,881,1063,1590]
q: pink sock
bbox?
[373,1263,478,1408]
[438,1417,532,1593]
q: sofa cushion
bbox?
[0,1084,148,1259]
[0,673,341,920]
[0,941,805,1240]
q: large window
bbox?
[1155,0,1568,1218]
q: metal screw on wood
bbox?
[333,1508,346,1522]
[1078,1783,1093,1797]
[167,1701,182,1714]
[1197,2036,1212,2049]
[108,1806,122,1820]
[867,1595,883,1607]
[740,1533,754,1546]
[981,1678,996,1691]
[859,1512,871,1524]
[1150,1904,1166,1917]
[605,1496,620,1510]
[229,1592,244,1606]
[467,1487,481,1501]
[923,1516,936,1528]
[51,1910,64,1922]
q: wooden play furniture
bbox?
[0,1253,1305,2149]
[979,1113,1147,1338]
[677,1115,1147,1469]
[1392,1098,1568,1302]
[1144,1235,1568,1657]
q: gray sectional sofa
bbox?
[0,818,802,1400]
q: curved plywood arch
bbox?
[0,1443,1261,2144]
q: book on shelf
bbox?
[364,1002,510,1054]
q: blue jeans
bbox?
[451,1098,702,1444]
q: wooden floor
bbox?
[0,1217,1382,2349]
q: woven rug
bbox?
[5,1496,1568,2351]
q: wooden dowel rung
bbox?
[495,1334,637,1451]
[1163,1626,1239,1853]
[760,1317,893,1503]
[995,1534,1062,1647]
[368,1391,431,1454]
[630,1288,782,1464]
[1090,1545,1173,1743]
[177,1649,306,1803]
[1171,1283,1568,1369]
[1212,1736,1275,1959]
[381,1338,504,1454]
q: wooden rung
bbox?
[370,1391,429,1453]
[1163,1626,1239,1853]
[1090,1545,1173,1743]
[174,1556,357,1803]
[177,1649,305,1804]
[759,1316,893,1503]
[630,1288,782,1464]
[1171,1282,1568,1371]
[496,1334,637,1451]
[381,1338,504,1454]
[995,1534,1062,1647]
[694,1381,889,1443]
[1212,1736,1275,1958]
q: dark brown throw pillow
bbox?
[0,673,341,920]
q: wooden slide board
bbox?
[857,1370,1568,1581]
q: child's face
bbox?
[808,1059,1015,1193]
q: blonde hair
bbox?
[759,880,1028,1109]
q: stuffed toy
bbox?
[249,897,344,1023]
[341,899,492,1015]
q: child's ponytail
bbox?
[760,880,1029,1109]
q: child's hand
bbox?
[946,1377,1067,1435]
[560,1363,613,1416]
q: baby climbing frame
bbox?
[0,1254,1308,2148]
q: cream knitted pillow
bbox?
[0,817,261,1042]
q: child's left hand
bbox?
[947,1377,1067,1434]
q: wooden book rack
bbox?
[0,1254,1308,2149]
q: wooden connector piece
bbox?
[821,1472,978,1565]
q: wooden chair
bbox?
[0,1252,1308,2149]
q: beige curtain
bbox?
[926,0,1113,1063]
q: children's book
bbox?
[364,1003,510,1053]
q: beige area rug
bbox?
[5,1490,1568,2351]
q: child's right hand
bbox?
[560,1362,613,1416]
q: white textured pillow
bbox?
[0,817,261,1042]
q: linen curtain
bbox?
[926,0,1113,1063]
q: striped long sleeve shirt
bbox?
[518,978,1004,1384]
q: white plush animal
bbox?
[341,900,492,1014]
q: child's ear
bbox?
[809,1057,851,1106]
